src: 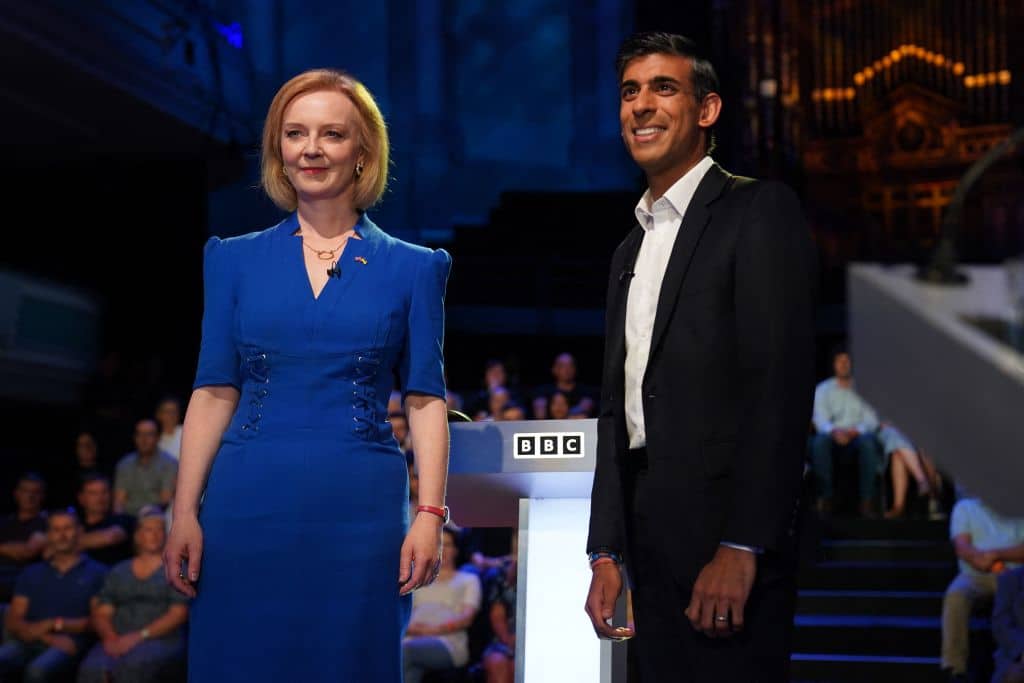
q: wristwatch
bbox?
[416,504,450,524]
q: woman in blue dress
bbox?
[162,69,452,681]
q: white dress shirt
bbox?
[624,155,714,449]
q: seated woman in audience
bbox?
[403,525,482,683]
[546,391,571,420]
[880,423,942,518]
[77,507,188,683]
[483,531,518,683]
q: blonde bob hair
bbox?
[261,69,389,212]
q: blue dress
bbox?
[187,213,451,682]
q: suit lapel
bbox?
[646,164,732,369]
[605,226,644,385]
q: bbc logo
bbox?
[513,432,585,459]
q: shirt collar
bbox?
[634,155,715,231]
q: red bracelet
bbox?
[590,557,618,571]
[416,505,450,523]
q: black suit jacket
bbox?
[587,162,816,585]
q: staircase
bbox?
[791,518,994,682]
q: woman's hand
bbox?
[164,513,203,598]
[398,513,443,595]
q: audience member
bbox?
[49,432,106,509]
[942,495,1024,681]
[483,531,518,683]
[113,419,177,517]
[879,423,943,519]
[391,412,412,453]
[388,390,403,416]
[473,387,508,421]
[154,398,183,461]
[76,475,133,566]
[468,361,522,418]
[77,507,189,683]
[993,566,1024,683]
[531,353,596,420]
[810,348,884,516]
[446,388,464,413]
[546,391,571,420]
[500,404,526,421]
[0,473,49,602]
[403,526,482,683]
[0,509,107,682]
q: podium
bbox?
[448,419,627,683]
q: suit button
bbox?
[647,394,656,399]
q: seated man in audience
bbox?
[0,509,108,682]
[77,475,133,566]
[403,525,482,683]
[810,347,884,516]
[942,494,1024,682]
[0,473,49,602]
[531,353,596,420]
[77,507,189,683]
[113,419,177,517]
[993,566,1024,683]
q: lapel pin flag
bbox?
[354,256,368,265]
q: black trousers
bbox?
[623,449,798,683]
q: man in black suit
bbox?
[584,33,816,682]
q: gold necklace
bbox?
[300,234,350,261]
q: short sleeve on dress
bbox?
[193,237,241,390]
[398,248,452,399]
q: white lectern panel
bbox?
[517,498,605,683]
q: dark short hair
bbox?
[79,473,112,492]
[616,32,720,152]
[48,507,80,527]
[830,344,850,364]
[17,472,46,490]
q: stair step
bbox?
[798,561,954,591]
[797,590,944,616]
[824,518,949,542]
[790,653,945,683]
[792,615,989,657]
[820,539,952,562]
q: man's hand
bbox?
[685,546,757,637]
[42,634,78,656]
[102,633,143,658]
[830,428,850,446]
[25,619,54,642]
[967,550,997,573]
[584,563,634,641]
